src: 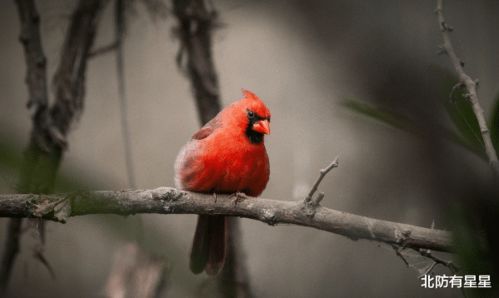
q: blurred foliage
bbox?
[343,99,422,135]
[342,99,486,160]
[343,68,498,160]
[344,67,499,297]
[451,194,499,298]
[489,93,499,152]
[441,84,482,155]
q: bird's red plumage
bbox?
[175,89,271,275]
[175,89,270,196]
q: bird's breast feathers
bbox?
[175,133,269,196]
[175,89,271,197]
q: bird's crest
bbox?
[239,88,270,119]
[241,88,260,101]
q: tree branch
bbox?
[114,0,137,189]
[435,0,499,173]
[418,247,458,273]
[88,40,118,59]
[51,0,108,136]
[0,187,453,253]
[173,1,251,296]
[304,157,339,204]
[1,0,51,290]
[303,157,339,217]
[173,0,222,125]
[14,0,49,125]
[1,0,109,290]
[216,217,254,298]
[0,219,22,290]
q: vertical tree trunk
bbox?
[173,1,253,297]
[173,0,222,125]
[0,0,108,291]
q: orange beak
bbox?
[252,119,270,135]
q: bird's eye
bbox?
[247,110,255,118]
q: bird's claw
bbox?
[212,192,218,203]
[230,192,247,205]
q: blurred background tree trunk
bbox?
[173,0,253,297]
[1,0,108,292]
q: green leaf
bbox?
[439,77,483,154]
[489,93,499,152]
[342,98,486,159]
[342,99,420,135]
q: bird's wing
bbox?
[176,116,221,191]
[192,117,221,140]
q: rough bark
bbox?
[0,188,453,253]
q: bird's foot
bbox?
[212,192,218,203]
[230,192,247,205]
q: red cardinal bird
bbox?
[175,89,271,275]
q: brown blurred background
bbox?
[1,0,498,297]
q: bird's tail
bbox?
[190,215,228,275]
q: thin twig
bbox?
[115,0,136,189]
[302,158,339,218]
[88,41,119,58]
[304,157,340,204]
[0,219,22,291]
[33,247,56,279]
[435,0,499,173]
[392,244,457,277]
[391,219,457,276]
[420,261,438,277]
[418,248,459,273]
[114,0,143,245]
[391,244,410,267]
